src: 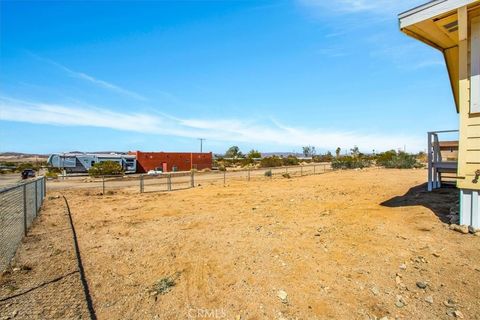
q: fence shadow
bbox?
[380,183,459,223]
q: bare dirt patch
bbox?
[0,196,89,319]
[3,168,480,319]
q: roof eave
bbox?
[399,0,476,30]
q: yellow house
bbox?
[399,0,480,228]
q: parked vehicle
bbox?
[147,167,163,175]
[47,153,136,174]
[21,169,36,179]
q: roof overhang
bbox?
[399,0,480,112]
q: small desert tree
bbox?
[88,161,123,177]
[350,146,360,158]
[335,147,341,158]
[225,146,243,159]
[302,146,316,157]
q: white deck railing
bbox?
[427,130,459,191]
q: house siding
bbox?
[458,9,480,190]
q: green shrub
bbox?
[260,156,283,168]
[375,150,397,167]
[151,276,176,296]
[381,152,423,169]
[282,173,291,179]
[88,161,123,177]
[264,170,272,177]
[0,162,16,167]
[45,171,58,179]
[313,152,333,162]
[282,156,299,166]
[239,158,254,166]
[331,156,372,169]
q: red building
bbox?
[131,151,212,173]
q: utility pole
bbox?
[198,138,205,153]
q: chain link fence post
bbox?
[34,180,38,216]
[168,174,172,191]
[23,183,27,237]
[248,168,250,181]
[140,175,144,193]
[223,171,226,186]
[301,166,303,176]
[314,165,316,175]
[43,176,47,199]
[191,170,195,188]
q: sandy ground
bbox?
[1,168,480,320]
[0,174,23,189]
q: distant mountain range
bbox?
[1,151,311,160]
[261,152,306,158]
[0,152,49,158]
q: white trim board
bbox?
[399,0,478,29]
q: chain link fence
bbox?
[0,192,92,319]
[45,163,333,194]
[138,163,333,193]
[0,177,46,271]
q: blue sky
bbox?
[0,0,458,154]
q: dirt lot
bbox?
[1,168,480,319]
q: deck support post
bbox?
[427,132,433,191]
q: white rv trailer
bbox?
[47,153,136,173]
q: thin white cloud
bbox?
[316,46,350,57]
[368,38,445,70]
[0,96,424,152]
[298,0,423,15]
[31,54,147,101]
